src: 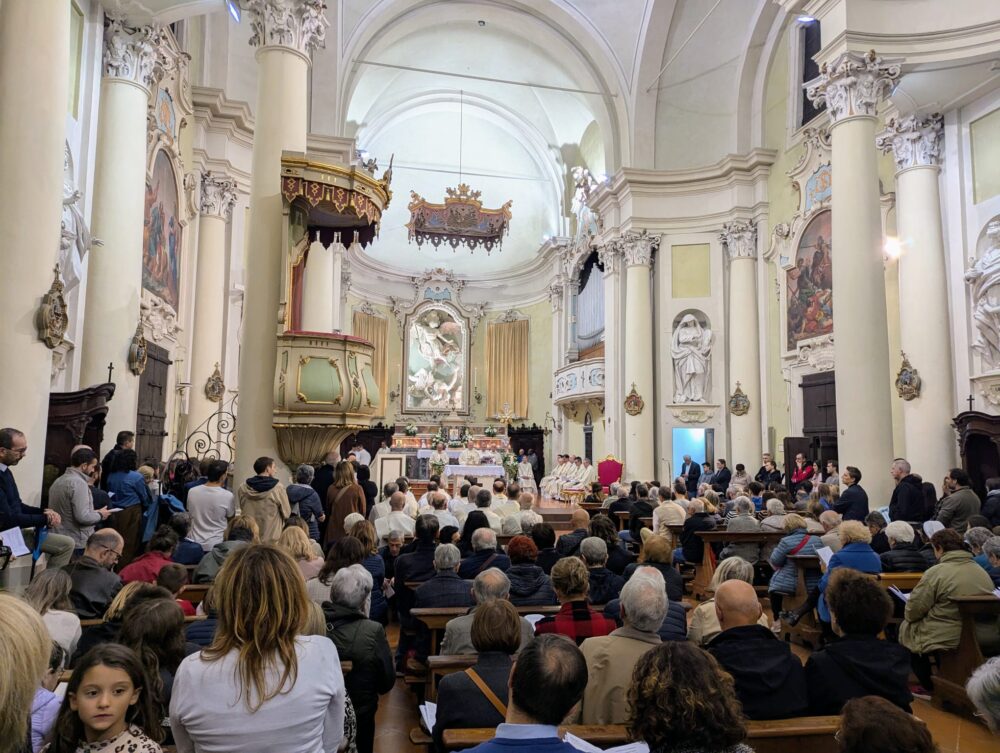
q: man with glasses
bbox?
[0,427,74,568]
[68,529,124,618]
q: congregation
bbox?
[2,424,1000,753]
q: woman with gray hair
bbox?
[983,536,1000,586]
[288,463,326,543]
[721,497,761,563]
[968,656,1000,733]
[323,564,395,753]
[688,556,769,646]
[966,526,996,569]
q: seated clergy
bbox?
[433,600,521,751]
[563,458,598,494]
[428,492,460,529]
[441,568,535,655]
[458,528,511,580]
[805,568,912,715]
[707,580,808,720]
[576,567,666,724]
[540,454,570,498]
[580,537,625,605]
[414,543,475,610]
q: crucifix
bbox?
[107,362,114,384]
[967,394,975,412]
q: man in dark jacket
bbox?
[834,466,869,522]
[982,477,1000,527]
[625,485,655,541]
[804,567,912,714]
[458,528,511,579]
[888,459,927,522]
[675,499,716,563]
[580,537,625,605]
[68,529,124,618]
[414,544,475,609]
[325,564,395,753]
[713,459,732,490]
[707,581,808,720]
[937,468,982,533]
[310,451,339,509]
[100,430,134,491]
[555,509,591,556]
[680,456,701,499]
[880,521,931,572]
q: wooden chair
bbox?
[411,604,559,656]
[933,594,1000,718]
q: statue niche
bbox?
[671,311,713,403]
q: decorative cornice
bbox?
[199,171,239,221]
[613,229,660,267]
[875,114,944,172]
[102,17,164,93]
[720,220,757,260]
[245,0,329,57]
[806,50,901,124]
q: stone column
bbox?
[722,220,763,467]
[876,114,955,483]
[618,230,659,481]
[301,235,334,332]
[235,0,328,483]
[80,19,163,435]
[807,50,900,504]
[599,243,623,458]
[0,0,70,503]
[548,281,566,456]
[187,171,238,434]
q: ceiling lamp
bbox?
[406,90,513,254]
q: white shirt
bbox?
[403,491,419,518]
[376,510,416,542]
[431,509,460,529]
[187,485,236,550]
[170,635,346,753]
[354,448,371,466]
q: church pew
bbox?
[59,660,353,684]
[176,583,210,605]
[876,572,923,590]
[580,502,603,517]
[780,555,823,648]
[692,531,785,600]
[612,511,652,532]
[79,613,208,628]
[411,604,560,654]
[426,654,483,701]
[432,716,841,752]
[933,594,1000,718]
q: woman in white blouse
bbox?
[23,568,81,658]
[170,544,346,753]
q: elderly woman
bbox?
[287,464,326,543]
[721,497,761,563]
[965,526,996,570]
[967,656,1000,733]
[505,535,558,606]
[689,556,769,646]
[816,520,882,625]
[901,528,996,693]
[984,536,1000,586]
[880,520,931,572]
[323,564,394,753]
[767,513,821,632]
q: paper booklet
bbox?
[419,702,436,733]
[888,585,910,603]
[0,526,31,557]
[563,732,649,753]
[815,546,833,568]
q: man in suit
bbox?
[835,466,870,522]
[685,458,701,499]
[441,568,535,654]
[0,427,74,568]
[414,543,475,609]
[713,458,732,490]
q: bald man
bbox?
[556,508,592,557]
[375,491,415,542]
[707,580,808,720]
[68,529,124,619]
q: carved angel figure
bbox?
[966,220,1000,369]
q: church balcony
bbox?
[553,357,605,407]
[272,331,379,466]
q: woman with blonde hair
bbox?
[349,520,388,624]
[0,593,52,753]
[325,461,365,547]
[278,525,325,581]
[170,544,347,752]
[23,568,81,657]
[688,556,769,645]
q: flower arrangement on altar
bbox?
[484,425,498,437]
[404,422,418,437]
[499,451,519,482]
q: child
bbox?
[31,642,65,752]
[156,563,196,616]
[45,643,163,752]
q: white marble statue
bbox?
[671,313,713,403]
[966,220,1000,369]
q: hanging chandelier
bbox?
[406,90,513,254]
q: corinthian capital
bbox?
[199,172,239,221]
[720,220,757,260]
[806,50,901,124]
[875,114,943,171]
[614,229,660,267]
[596,243,620,274]
[103,17,165,92]
[246,0,329,56]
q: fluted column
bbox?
[599,243,623,458]
[187,171,238,434]
[722,220,762,467]
[876,114,956,483]
[807,51,900,504]
[80,19,164,435]
[235,0,328,482]
[619,230,659,481]
[0,0,70,504]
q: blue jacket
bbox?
[834,484,870,522]
[107,470,152,509]
[463,731,582,753]
[458,549,512,580]
[173,538,204,566]
[603,598,687,641]
[818,542,882,622]
[288,483,325,541]
[768,529,821,595]
[362,552,388,622]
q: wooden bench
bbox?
[780,555,822,648]
[411,605,559,655]
[579,502,604,517]
[426,654,482,700]
[876,571,923,590]
[693,531,785,600]
[426,716,840,752]
[933,593,1000,718]
[177,583,210,605]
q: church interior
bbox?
[2,1,1000,752]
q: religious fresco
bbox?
[142,151,181,310]
[786,209,833,350]
[405,305,466,411]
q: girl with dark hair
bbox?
[107,449,153,510]
[46,643,164,753]
[308,536,368,603]
[118,598,189,723]
[458,510,490,557]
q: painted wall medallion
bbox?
[623,383,644,416]
[729,382,751,416]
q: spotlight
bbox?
[884,236,903,259]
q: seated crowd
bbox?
[2,428,1000,753]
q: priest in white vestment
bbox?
[540,454,570,497]
[563,458,597,494]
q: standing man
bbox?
[937,468,981,533]
[888,458,928,523]
[187,459,236,551]
[100,430,134,491]
[836,466,870,522]
[236,456,290,542]
[0,428,74,568]
[48,447,112,553]
[678,454,698,495]
[353,441,371,467]
[713,459,732,489]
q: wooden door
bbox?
[135,342,171,466]
[801,372,837,436]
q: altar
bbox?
[443,464,505,495]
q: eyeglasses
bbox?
[101,545,123,562]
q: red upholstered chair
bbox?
[597,455,624,494]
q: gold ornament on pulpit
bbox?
[36,266,68,349]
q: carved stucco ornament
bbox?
[205,363,226,403]
[128,321,148,376]
[728,382,751,416]
[895,352,922,401]
[624,383,644,416]
[36,267,69,349]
